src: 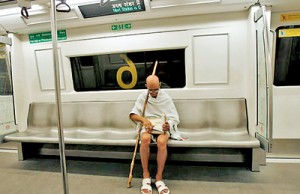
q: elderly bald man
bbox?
[130,75,182,194]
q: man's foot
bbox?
[141,178,152,194]
[155,180,170,194]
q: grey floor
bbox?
[0,142,300,194]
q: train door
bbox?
[272,23,300,156]
[0,35,17,142]
[254,6,273,152]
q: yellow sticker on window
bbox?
[116,54,138,89]
[279,28,300,38]
[280,13,300,22]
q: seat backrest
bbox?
[28,101,135,130]
[174,98,248,132]
[27,98,248,133]
[28,103,56,128]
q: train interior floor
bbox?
[0,141,300,194]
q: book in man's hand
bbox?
[146,116,166,135]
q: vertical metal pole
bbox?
[262,6,273,152]
[50,0,69,194]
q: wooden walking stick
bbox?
[127,61,158,188]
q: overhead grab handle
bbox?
[17,0,31,19]
[21,7,29,19]
[56,0,71,13]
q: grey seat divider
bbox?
[4,98,265,171]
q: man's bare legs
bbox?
[140,132,152,179]
[140,132,169,179]
[155,133,170,194]
[156,133,169,181]
[140,132,169,194]
[140,132,152,194]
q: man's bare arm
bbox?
[130,113,153,132]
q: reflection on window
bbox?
[70,49,185,91]
[0,45,12,95]
[274,25,300,86]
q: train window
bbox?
[274,25,300,86]
[0,44,12,95]
[70,49,186,91]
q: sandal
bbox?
[141,178,152,194]
[155,180,170,194]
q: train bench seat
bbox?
[0,128,17,143]
[4,98,265,171]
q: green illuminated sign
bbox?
[29,30,67,44]
[111,23,132,31]
[111,0,144,14]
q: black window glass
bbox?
[274,25,300,86]
[70,49,186,91]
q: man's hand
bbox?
[143,118,153,133]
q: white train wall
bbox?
[10,11,256,135]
